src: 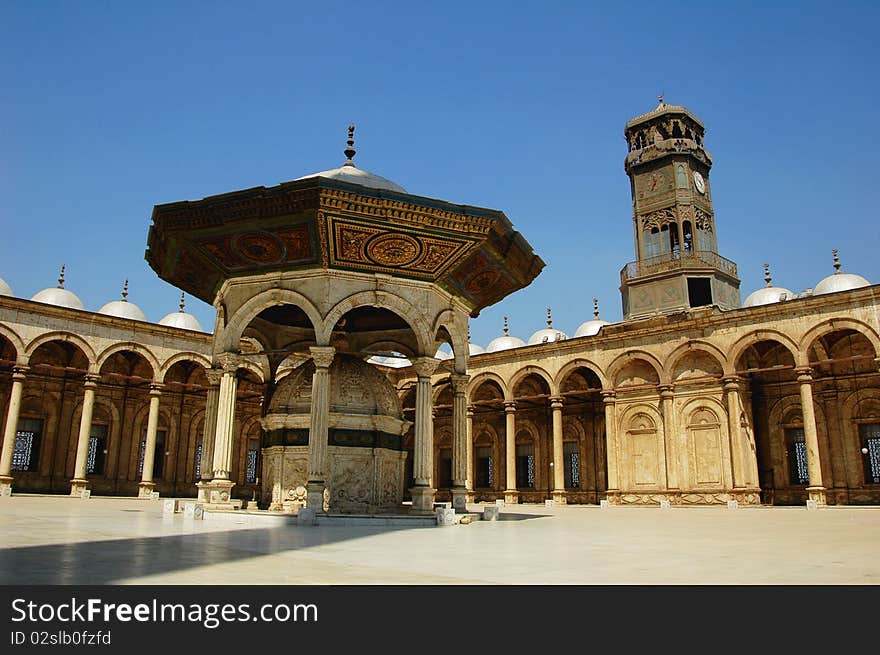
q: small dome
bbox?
[813,249,870,296]
[0,277,13,296]
[380,354,411,369]
[295,126,407,193]
[434,347,453,360]
[31,265,84,310]
[158,293,205,332]
[486,316,526,353]
[98,280,147,321]
[527,308,567,345]
[742,264,795,308]
[574,297,611,337]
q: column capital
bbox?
[411,356,439,379]
[549,396,564,409]
[149,383,164,397]
[309,346,336,369]
[504,400,516,413]
[216,352,240,373]
[205,367,224,386]
[466,405,475,417]
[794,366,814,382]
[722,376,741,391]
[83,373,101,388]
[658,384,675,398]
[601,389,616,402]
[449,373,469,394]
[11,365,29,380]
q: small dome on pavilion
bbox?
[158,293,205,332]
[98,279,147,321]
[574,298,611,337]
[295,125,407,193]
[486,316,526,352]
[813,249,870,296]
[0,277,13,297]
[743,264,795,308]
[527,308,567,345]
[31,265,84,310]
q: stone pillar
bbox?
[550,396,566,504]
[306,346,335,512]
[410,356,439,513]
[659,385,678,491]
[0,366,28,495]
[723,376,757,491]
[796,367,826,505]
[205,354,239,507]
[70,374,100,496]
[450,373,469,513]
[137,384,163,498]
[465,404,475,502]
[602,390,619,503]
[504,401,518,504]
[196,369,222,501]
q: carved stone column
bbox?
[504,401,518,504]
[70,374,100,496]
[306,346,335,512]
[196,368,222,501]
[723,376,757,492]
[602,390,619,504]
[410,356,438,513]
[450,373,469,513]
[796,367,826,505]
[550,396,566,504]
[205,354,239,507]
[465,404,475,502]
[0,366,28,495]
[659,385,678,491]
[138,384,164,498]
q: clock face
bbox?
[693,171,706,194]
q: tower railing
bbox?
[620,249,738,283]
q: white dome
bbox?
[743,286,795,307]
[468,342,485,356]
[99,299,147,321]
[528,328,568,345]
[31,287,84,310]
[434,347,453,360]
[367,355,389,366]
[574,319,610,337]
[0,278,13,296]
[381,355,412,369]
[159,311,204,332]
[814,272,870,295]
[486,335,526,352]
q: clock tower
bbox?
[620,99,741,320]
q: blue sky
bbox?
[2,1,878,350]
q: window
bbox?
[564,442,580,489]
[194,438,203,480]
[245,438,260,484]
[12,418,42,472]
[687,277,713,307]
[138,430,167,479]
[785,428,809,486]
[516,444,535,489]
[476,446,493,488]
[860,423,880,484]
[87,424,107,475]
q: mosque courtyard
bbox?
[0,495,877,585]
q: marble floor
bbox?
[1,495,879,585]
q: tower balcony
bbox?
[621,249,738,284]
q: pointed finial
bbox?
[121,279,129,301]
[832,248,841,273]
[343,124,356,165]
[467,325,472,342]
[178,292,186,312]
[593,297,600,319]
[57,265,66,289]
[546,307,553,328]
[503,315,509,337]
[763,263,772,287]
[658,93,664,106]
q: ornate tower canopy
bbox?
[145,129,544,318]
[619,99,741,320]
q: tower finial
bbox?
[546,307,553,328]
[503,315,509,337]
[57,264,65,289]
[179,292,186,312]
[763,263,772,287]
[121,279,129,301]
[658,93,664,106]
[593,297,599,319]
[343,124,356,165]
[832,248,841,273]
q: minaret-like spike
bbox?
[57,265,65,289]
[503,315,509,337]
[593,297,600,319]
[832,248,841,273]
[763,263,772,287]
[178,292,186,313]
[658,93,664,106]
[343,124,356,166]
[121,279,129,301]
[546,307,553,328]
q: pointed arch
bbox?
[664,340,729,379]
[606,350,664,388]
[555,358,608,391]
